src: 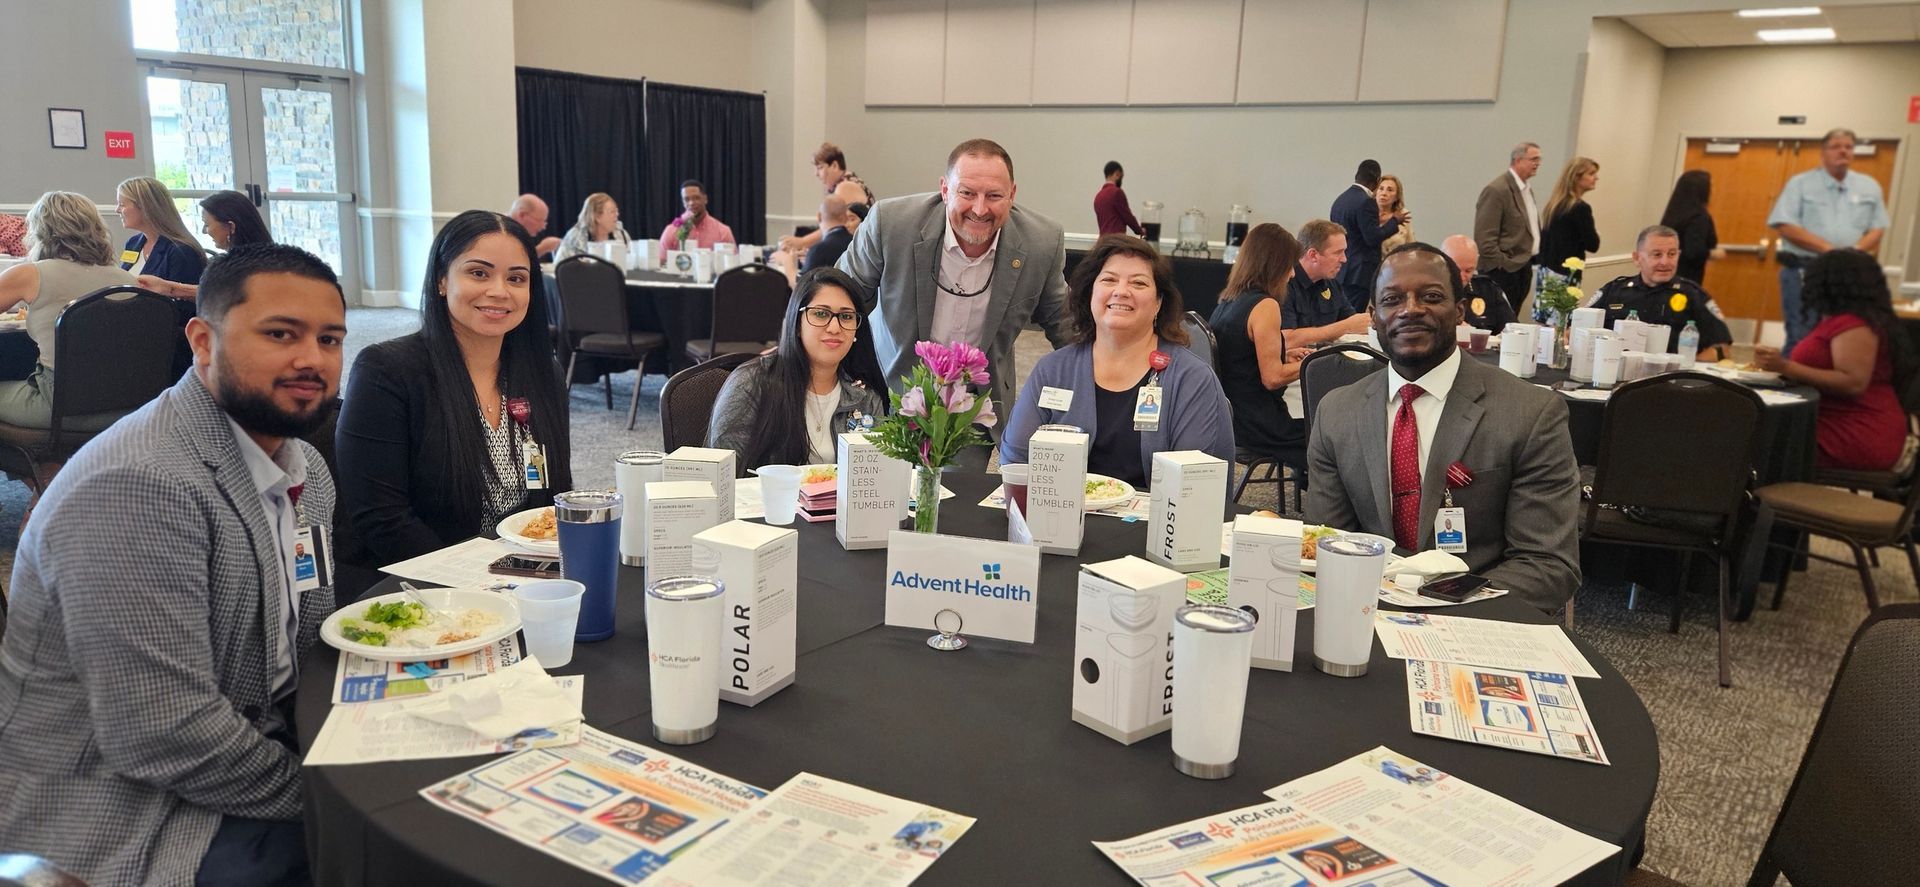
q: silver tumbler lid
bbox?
[1174,603,1255,633]
[1320,535,1387,559]
[553,489,623,522]
[646,575,726,602]
[616,451,666,466]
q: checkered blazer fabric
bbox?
[0,371,337,886]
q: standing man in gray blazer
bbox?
[1473,141,1544,314]
[1306,243,1580,614]
[838,138,1070,432]
[0,244,346,886]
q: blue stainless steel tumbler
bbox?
[554,490,623,642]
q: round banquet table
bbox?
[1466,350,1819,618]
[297,473,1658,886]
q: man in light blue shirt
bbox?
[1767,128,1889,348]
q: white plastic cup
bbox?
[646,576,726,744]
[1171,604,1256,779]
[513,579,586,668]
[757,464,803,525]
[1313,534,1388,677]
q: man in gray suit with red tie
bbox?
[1473,141,1545,314]
[838,138,1071,432]
[0,244,345,885]
[1306,243,1580,614]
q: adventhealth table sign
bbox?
[883,531,1040,643]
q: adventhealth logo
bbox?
[890,567,1031,602]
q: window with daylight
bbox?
[131,0,348,69]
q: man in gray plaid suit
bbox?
[0,244,347,885]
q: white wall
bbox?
[1573,18,1668,261]
[1647,41,1920,279]
[512,0,758,91]
[0,0,146,242]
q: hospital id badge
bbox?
[1433,506,1468,553]
[523,441,547,490]
[292,525,333,591]
[1132,384,1163,432]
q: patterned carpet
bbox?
[1,314,1895,886]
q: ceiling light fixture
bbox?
[1757,26,1837,41]
[1737,7,1822,17]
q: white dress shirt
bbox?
[226,418,308,702]
[929,222,999,347]
[1384,347,1463,480]
[1512,169,1540,256]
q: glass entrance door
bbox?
[144,66,357,297]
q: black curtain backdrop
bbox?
[643,81,767,245]
[515,68,649,247]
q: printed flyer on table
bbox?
[1406,660,1610,765]
[420,727,766,884]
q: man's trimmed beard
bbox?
[215,351,331,440]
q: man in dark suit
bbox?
[803,195,855,271]
[1473,142,1544,314]
[1330,159,1407,312]
[1307,243,1580,614]
[838,138,1070,425]
[1441,234,1517,331]
[0,244,345,885]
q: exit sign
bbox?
[104,131,135,159]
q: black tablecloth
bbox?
[1469,353,1819,618]
[0,329,39,381]
[298,473,1657,886]
[1067,248,1233,320]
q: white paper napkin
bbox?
[1382,550,1470,579]
[397,657,583,739]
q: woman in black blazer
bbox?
[336,210,572,565]
[115,176,207,289]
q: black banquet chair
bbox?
[1580,372,1763,688]
[1298,343,1387,439]
[1746,603,1920,885]
[554,255,667,431]
[685,264,789,365]
[659,352,755,453]
[0,286,181,494]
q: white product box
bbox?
[1072,556,1186,745]
[1147,451,1227,573]
[1612,318,1650,354]
[643,481,720,587]
[1025,429,1088,555]
[1227,514,1302,671]
[692,520,798,706]
[836,433,906,550]
[665,447,736,523]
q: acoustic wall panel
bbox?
[1032,0,1132,106]
[1357,0,1507,102]
[943,0,1036,106]
[866,0,948,106]
[1126,0,1243,106]
[1235,0,1365,104]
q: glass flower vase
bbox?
[911,465,941,533]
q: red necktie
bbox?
[1391,384,1424,551]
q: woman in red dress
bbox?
[1756,249,1909,471]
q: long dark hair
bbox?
[1660,170,1712,229]
[739,267,888,469]
[200,190,273,248]
[1221,222,1301,303]
[1066,233,1187,347]
[416,210,572,522]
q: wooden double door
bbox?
[1679,137,1899,321]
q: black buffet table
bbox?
[298,473,1658,885]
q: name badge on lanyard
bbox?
[1134,350,1170,432]
[1434,488,1467,553]
[292,524,333,592]
[508,397,547,490]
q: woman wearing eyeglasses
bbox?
[707,267,889,470]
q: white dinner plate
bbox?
[1084,474,1135,511]
[321,587,521,662]
[496,506,560,554]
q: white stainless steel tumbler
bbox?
[1312,534,1387,677]
[645,576,726,744]
[614,451,665,567]
[1171,604,1256,779]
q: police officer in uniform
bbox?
[1593,224,1733,360]
[1442,235,1517,332]
[1281,219,1371,346]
